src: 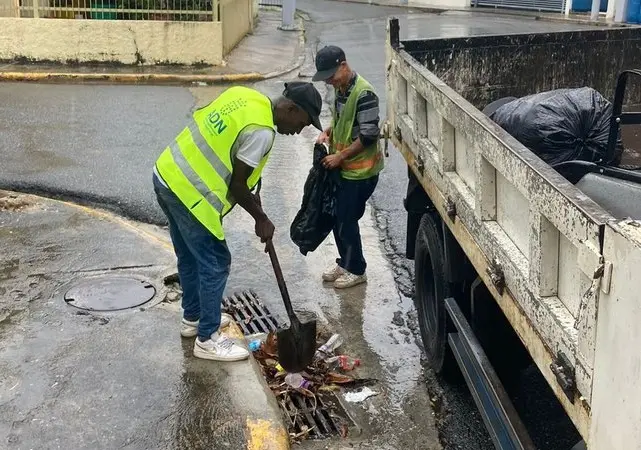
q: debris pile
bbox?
[249,331,376,443]
[0,193,30,212]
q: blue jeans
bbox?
[153,174,231,341]
[333,175,379,276]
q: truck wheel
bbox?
[414,211,458,378]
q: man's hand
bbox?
[322,152,345,170]
[316,127,332,144]
[255,215,275,244]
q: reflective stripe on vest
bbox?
[334,142,383,171]
[330,75,383,180]
[155,86,274,240]
[168,121,229,213]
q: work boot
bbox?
[334,271,367,289]
[181,313,232,338]
[193,332,249,362]
[322,264,345,282]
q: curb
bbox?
[0,71,267,85]
[0,17,307,86]
[0,189,175,252]
[225,322,291,450]
[1,190,291,449]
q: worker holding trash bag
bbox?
[312,45,384,289]
[153,82,323,362]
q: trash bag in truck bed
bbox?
[489,87,623,166]
[290,144,338,256]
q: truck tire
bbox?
[414,211,458,378]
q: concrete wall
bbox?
[0,0,17,17]
[0,17,224,65]
[221,0,253,54]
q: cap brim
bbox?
[312,67,338,82]
[311,115,322,131]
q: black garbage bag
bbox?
[290,144,338,256]
[489,87,623,166]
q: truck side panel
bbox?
[589,221,641,449]
[386,34,617,440]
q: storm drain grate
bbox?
[281,391,348,439]
[222,290,282,335]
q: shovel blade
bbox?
[277,319,317,373]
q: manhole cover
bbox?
[64,276,156,312]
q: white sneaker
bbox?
[334,272,367,289]
[193,332,249,361]
[322,264,345,282]
[180,313,233,338]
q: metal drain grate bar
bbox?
[283,392,341,439]
[231,292,277,332]
[222,290,281,335]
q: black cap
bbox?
[312,45,346,82]
[283,81,323,131]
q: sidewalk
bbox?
[0,9,305,85]
[0,191,288,450]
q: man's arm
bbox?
[344,90,380,159]
[228,128,275,242]
[229,159,267,222]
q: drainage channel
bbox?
[222,290,280,335]
[222,290,352,441]
[282,388,346,439]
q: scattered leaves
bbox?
[262,332,279,357]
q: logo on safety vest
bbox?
[207,110,227,134]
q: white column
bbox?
[606,0,616,19]
[614,0,627,21]
[281,0,296,30]
[591,0,600,19]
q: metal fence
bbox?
[1,0,218,20]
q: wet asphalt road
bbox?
[0,2,593,449]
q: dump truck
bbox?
[382,17,641,449]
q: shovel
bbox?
[265,239,317,373]
[254,180,317,372]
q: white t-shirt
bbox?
[230,124,275,168]
[154,125,275,187]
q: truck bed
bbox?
[385,22,641,446]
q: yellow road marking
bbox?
[247,418,289,450]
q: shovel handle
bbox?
[255,180,298,322]
[265,240,297,321]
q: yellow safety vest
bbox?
[155,86,274,240]
[330,75,383,180]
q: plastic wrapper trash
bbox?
[489,87,623,166]
[290,144,338,255]
[344,387,378,403]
